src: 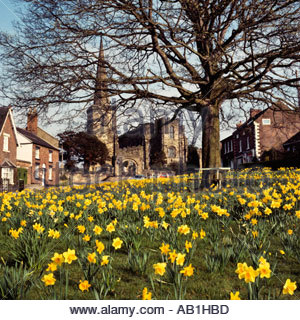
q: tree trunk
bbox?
[200,104,221,189]
[201,104,221,168]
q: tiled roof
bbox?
[283,131,300,146]
[17,127,59,150]
[0,159,16,168]
[221,109,268,142]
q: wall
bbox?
[118,145,145,175]
[31,145,59,186]
[89,104,117,162]
[16,132,33,164]
[162,119,187,167]
[258,108,300,154]
[221,107,300,168]
[0,113,17,165]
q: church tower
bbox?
[87,39,118,165]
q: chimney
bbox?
[27,108,38,134]
[236,121,243,128]
[250,108,261,118]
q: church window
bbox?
[168,146,176,158]
[170,126,175,139]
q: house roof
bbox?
[36,127,59,148]
[0,159,16,168]
[283,131,300,146]
[233,109,267,132]
[221,109,267,143]
[17,127,59,150]
[0,107,20,146]
[221,104,296,142]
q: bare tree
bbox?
[0,0,300,167]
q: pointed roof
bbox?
[0,159,16,168]
[283,131,300,147]
[0,106,20,146]
[94,38,109,106]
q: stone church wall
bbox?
[118,145,145,175]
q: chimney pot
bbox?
[236,121,243,128]
[27,108,38,134]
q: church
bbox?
[86,41,188,176]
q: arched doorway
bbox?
[122,159,137,176]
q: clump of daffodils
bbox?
[235,256,271,283]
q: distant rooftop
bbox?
[17,127,59,150]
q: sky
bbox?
[0,0,19,32]
[0,0,233,144]
[0,1,68,137]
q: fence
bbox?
[58,166,298,192]
[0,179,22,192]
[185,167,293,192]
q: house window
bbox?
[49,150,53,162]
[168,146,176,158]
[1,167,14,184]
[35,164,40,179]
[236,134,239,139]
[230,140,233,152]
[3,134,9,152]
[170,126,175,139]
[49,166,53,180]
[262,118,271,125]
[246,137,250,149]
[35,146,40,159]
[239,140,242,152]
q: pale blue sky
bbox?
[0,1,66,137]
[0,0,19,33]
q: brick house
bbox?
[221,104,300,168]
[16,109,59,186]
[0,106,19,189]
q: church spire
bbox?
[94,38,109,106]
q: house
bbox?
[16,109,60,186]
[221,104,300,168]
[0,106,19,189]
